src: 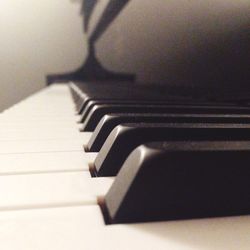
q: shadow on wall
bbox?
[48,0,250,93]
[46,0,136,84]
[95,0,250,91]
[153,21,250,90]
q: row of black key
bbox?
[70,82,250,224]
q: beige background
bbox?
[0,0,249,111]
[0,0,86,111]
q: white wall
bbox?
[0,0,86,111]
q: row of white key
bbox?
[0,84,109,208]
[0,84,249,250]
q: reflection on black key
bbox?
[79,98,230,116]
[80,103,250,130]
[86,113,250,152]
[80,100,169,122]
[73,82,174,114]
[77,97,91,115]
[80,104,181,129]
[94,123,250,176]
[103,141,250,224]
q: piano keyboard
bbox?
[0,83,249,250]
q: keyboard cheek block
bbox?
[102,142,250,224]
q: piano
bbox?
[1,0,250,249]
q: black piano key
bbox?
[86,113,250,152]
[75,97,86,112]
[74,81,177,102]
[80,99,173,118]
[80,103,250,130]
[79,100,174,123]
[79,97,237,116]
[103,141,250,224]
[76,96,91,114]
[72,81,241,115]
[69,88,79,105]
[73,81,250,105]
[70,90,83,109]
[74,82,163,114]
[71,82,119,114]
[94,123,250,176]
[80,104,182,129]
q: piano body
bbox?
[1,0,250,249]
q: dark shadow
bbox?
[156,21,250,98]
[46,0,135,85]
[187,23,250,93]
[82,0,98,31]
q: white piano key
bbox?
[0,121,80,128]
[0,172,113,210]
[0,139,84,154]
[1,110,76,118]
[2,108,76,115]
[0,151,97,174]
[0,206,104,250]
[0,134,91,144]
[0,117,79,123]
[0,127,79,134]
[1,115,77,120]
[0,130,91,141]
[105,215,250,250]
[0,206,249,250]
[2,109,76,117]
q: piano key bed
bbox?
[0,83,249,250]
